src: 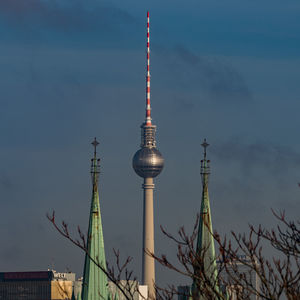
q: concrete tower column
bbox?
[142,177,155,298]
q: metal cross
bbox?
[201,138,209,160]
[91,137,99,156]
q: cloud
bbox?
[0,175,14,192]
[0,0,136,33]
[154,44,252,103]
[208,139,300,228]
[212,138,300,176]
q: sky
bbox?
[0,0,300,288]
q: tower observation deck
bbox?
[132,11,164,300]
[132,125,164,178]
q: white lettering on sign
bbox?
[54,273,66,279]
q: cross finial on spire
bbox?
[201,138,209,160]
[91,137,100,181]
[92,137,99,158]
[200,139,210,179]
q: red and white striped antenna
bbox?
[145,11,152,126]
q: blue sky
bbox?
[0,0,299,287]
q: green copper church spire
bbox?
[192,139,218,299]
[82,138,108,300]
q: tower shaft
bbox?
[142,177,155,298]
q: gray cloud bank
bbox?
[154,45,252,103]
[212,138,300,174]
[0,0,136,33]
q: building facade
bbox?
[218,255,260,300]
[108,281,148,300]
[0,270,75,300]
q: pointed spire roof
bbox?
[82,138,108,300]
[193,139,218,298]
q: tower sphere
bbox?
[132,147,164,178]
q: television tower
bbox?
[132,11,164,299]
